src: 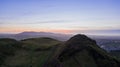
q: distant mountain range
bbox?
[1,32,120,41]
[0,32,72,41]
[0,31,120,51]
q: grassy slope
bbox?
[0,37,61,67]
[21,37,61,49]
[0,38,20,66]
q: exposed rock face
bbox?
[44,34,120,67]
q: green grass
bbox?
[21,37,61,50]
[0,37,61,67]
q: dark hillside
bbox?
[0,38,20,66]
[44,34,120,67]
[0,37,61,67]
[0,35,120,67]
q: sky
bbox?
[0,0,120,36]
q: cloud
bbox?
[73,29,120,33]
[71,29,120,35]
[0,20,70,25]
[33,20,70,24]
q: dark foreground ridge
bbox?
[44,34,120,67]
[0,34,120,67]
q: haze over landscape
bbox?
[0,0,120,67]
[0,0,120,36]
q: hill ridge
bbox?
[44,34,120,67]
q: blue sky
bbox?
[0,0,120,35]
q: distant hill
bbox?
[0,32,120,51]
[0,32,72,41]
[1,31,120,41]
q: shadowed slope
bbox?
[0,38,20,66]
[1,37,61,67]
[45,34,120,67]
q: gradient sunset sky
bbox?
[0,0,120,35]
